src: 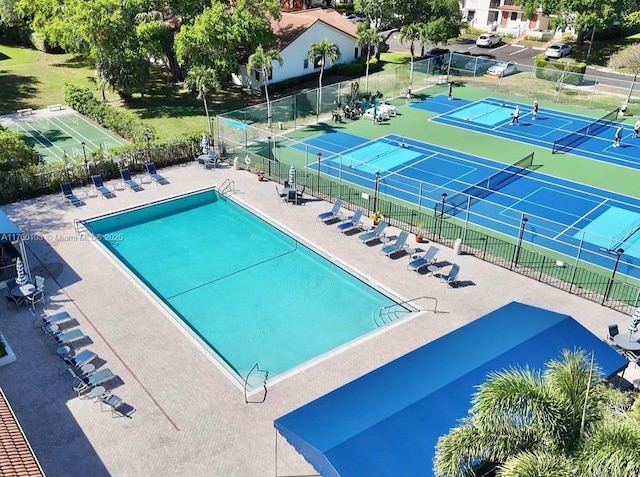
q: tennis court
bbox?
[296,130,640,278]
[424,96,637,169]
[1,109,126,161]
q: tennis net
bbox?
[443,152,534,216]
[552,108,619,154]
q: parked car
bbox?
[545,43,571,58]
[423,47,450,59]
[363,108,389,122]
[463,55,493,74]
[486,61,518,77]
[476,33,501,48]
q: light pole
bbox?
[81,142,89,183]
[513,216,528,268]
[317,152,322,189]
[373,170,380,212]
[267,136,272,178]
[439,193,447,237]
[603,248,625,305]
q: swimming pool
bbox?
[83,189,406,386]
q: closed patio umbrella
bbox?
[288,165,296,187]
[628,307,640,334]
[15,257,27,286]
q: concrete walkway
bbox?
[0,162,636,477]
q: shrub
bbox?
[62,84,154,143]
[533,55,586,86]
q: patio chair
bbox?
[31,308,73,329]
[120,168,142,191]
[46,327,86,347]
[607,324,619,344]
[98,393,136,418]
[145,162,167,184]
[92,175,114,198]
[407,246,440,273]
[60,182,83,206]
[440,264,461,286]
[25,287,45,308]
[337,210,364,234]
[57,349,98,375]
[69,367,117,397]
[359,221,387,245]
[381,231,409,257]
[3,289,23,308]
[317,199,343,222]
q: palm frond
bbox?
[579,421,640,477]
[497,450,575,477]
[433,425,489,477]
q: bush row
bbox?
[62,84,154,143]
[533,55,586,86]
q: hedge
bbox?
[533,55,586,86]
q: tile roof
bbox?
[271,8,357,51]
[0,388,45,477]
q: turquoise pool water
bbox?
[86,190,399,381]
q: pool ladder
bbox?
[244,363,270,404]
[374,296,438,327]
[219,178,236,195]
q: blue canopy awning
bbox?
[0,209,21,242]
[275,302,628,477]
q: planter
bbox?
[257,173,265,182]
[0,332,16,368]
[416,233,424,243]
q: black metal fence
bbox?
[256,159,640,315]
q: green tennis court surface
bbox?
[2,111,126,161]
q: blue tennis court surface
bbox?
[430,97,640,169]
[295,130,640,279]
[275,302,627,477]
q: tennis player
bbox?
[634,118,640,139]
[447,82,453,100]
[614,125,623,147]
[532,101,538,120]
[511,105,520,125]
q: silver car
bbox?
[545,43,571,58]
[486,61,518,77]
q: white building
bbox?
[233,8,358,90]
[462,0,550,36]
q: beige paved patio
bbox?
[0,161,636,476]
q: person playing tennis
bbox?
[511,105,520,125]
[634,118,640,139]
[613,125,623,147]
[532,101,538,120]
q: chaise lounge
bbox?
[92,175,114,198]
[337,210,363,234]
[145,162,167,184]
[381,230,409,257]
[317,199,343,223]
[359,221,387,245]
[120,168,142,191]
[60,182,83,206]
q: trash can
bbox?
[453,238,462,255]
[233,156,240,170]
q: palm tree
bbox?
[247,45,283,129]
[433,349,640,477]
[357,27,382,93]
[398,23,424,87]
[184,66,219,136]
[307,38,341,117]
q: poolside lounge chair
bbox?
[145,162,167,184]
[337,210,364,234]
[407,246,440,273]
[69,367,117,397]
[440,264,461,286]
[46,327,86,347]
[31,308,73,329]
[60,182,83,206]
[317,199,343,222]
[120,168,142,191]
[57,349,98,375]
[98,393,136,418]
[92,175,114,198]
[359,221,387,244]
[381,230,409,257]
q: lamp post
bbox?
[513,216,528,268]
[373,170,380,212]
[81,142,89,183]
[317,152,322,189]
[603,248,625,305]
[438,193,447,237]
[267,136,272,178]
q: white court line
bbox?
[553,197,609,240]
[73,114,127,146]
[51,116,102,150]
[16,121,66,159]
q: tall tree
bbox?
[398,23,424,86]
[608,44,640,104]
[433,349,640,477]
[307,38,341,117]
[183,65,219,136]
[135,9,182,83]
[357,26,382,93]
[247,45,283,129]
[0,127,39,172]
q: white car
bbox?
[476,33,501,48]
[363,107,389,122]
[486,61,518,77]
[545,43,571,58]
[377,102,398,117]
[463,55,493,74]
